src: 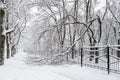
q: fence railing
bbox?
[26,45,120,74]
[81,45,120,74]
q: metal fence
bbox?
[26,45,120,74]
[81,45,120,74]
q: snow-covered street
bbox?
[0,52,119,80]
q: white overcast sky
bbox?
[95,0,106,11]
[30,0,106,14]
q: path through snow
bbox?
[0,52,119,80]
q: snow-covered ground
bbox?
[0,52,119,80]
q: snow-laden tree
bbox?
[0,1,5,64]
[0,0,32,64]
[1,0,120,65]
[23,0,106,64]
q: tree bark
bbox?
[0,9,5,65]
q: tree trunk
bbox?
[6,35,10,58]
[0,9,5,65]
[71,0,78,59]
[6,11,10,58]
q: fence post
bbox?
[107,46,110,74]
[81,48,83,67]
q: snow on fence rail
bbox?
[27,45,120,74]
[81,46,120,74]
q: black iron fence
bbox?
[26,45,120,74]
[81,45,120,74]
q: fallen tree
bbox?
[27,17,99,65]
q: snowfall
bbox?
[0,52,119,80]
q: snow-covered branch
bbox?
[0,1,6,9]
[2,23,19,36]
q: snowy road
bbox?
[0,52,119,80]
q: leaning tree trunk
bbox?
[0,9,5,65]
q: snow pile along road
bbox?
[0,52,119,80]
